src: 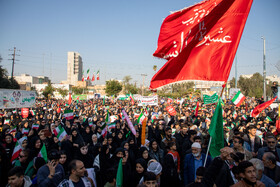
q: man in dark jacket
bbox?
[258,135,280,161]
[174,124,188,157]
[262,152,280,184]
[243,125,262,157]
[37,150,65,187]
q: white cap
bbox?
[191,142,201,149]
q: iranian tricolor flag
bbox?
[233,111,237,119]
[87,69,90,80]
[63,110,74,120]
[30,110,36,116]
[242,114,247,120]
[167,98,173,104]
[9,126,17,133]
[110,115,118,123]
[91,72,95,81]
[22,128,29,135]
[205,117,211,122]
[4,119,10,125]
[89,121,93,127]
[101,123,107,138]
[137,113,146,124]
[11,141,22,163]
[32,124,39,130]
[119,112,124,120]
[12,110,17,114]
[38,144,48,163]
[82,70,85,81]
[108,123,116,130]
[176,98,184,105]
[97,70,100,80]
[232,91,246,107]
[56,126,67,141]
[134,113,140,118]
[129,93,135,105]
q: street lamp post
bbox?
[261,36,266,101]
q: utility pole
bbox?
[235,55,237,88]
[9,47,20,79]
[261,36,266,101]
[141,74,147,95]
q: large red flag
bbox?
[251,97,277,118]
[68,92,72,105]
[150,0,253,89]
[195,102,199,117]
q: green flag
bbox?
[103,96,105,105]
[38,144,48,163]
[208,98,224,158]
[116,158,123,187]
[203,93,219,104]
[265,116,272,122]
[105,111,110,124]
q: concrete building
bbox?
[66,52,83,86]
[32,83,72,98]
[12,74,50,85]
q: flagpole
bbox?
[204,82,226,166]
[204,137,212,167]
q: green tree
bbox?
[153,65,157,72]
[72,87,85,95]
[123,75,132,94]
[127,84,138,94]
[9,77,20,89]
[0,55,20,89]
[105,80,122,96]
[57,88,68,98]
[42,82,55,98]
[238,73,272,98]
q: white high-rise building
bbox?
[67,52,83,86]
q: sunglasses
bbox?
[19,155,26,158]
[267,141,276,144]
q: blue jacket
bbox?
[37,164,65,187]
[261,174,276,187]
[183,153,212,185]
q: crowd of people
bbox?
[0,95,280,187]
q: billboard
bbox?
[0,89,36,109]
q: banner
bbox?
[0,89,36,109]
[166,105,177,116]
[138,95,158,106]
[21,108,29,118]
[203,93,219,105]
[72,94,87,100]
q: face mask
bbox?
[192,152,200,157]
